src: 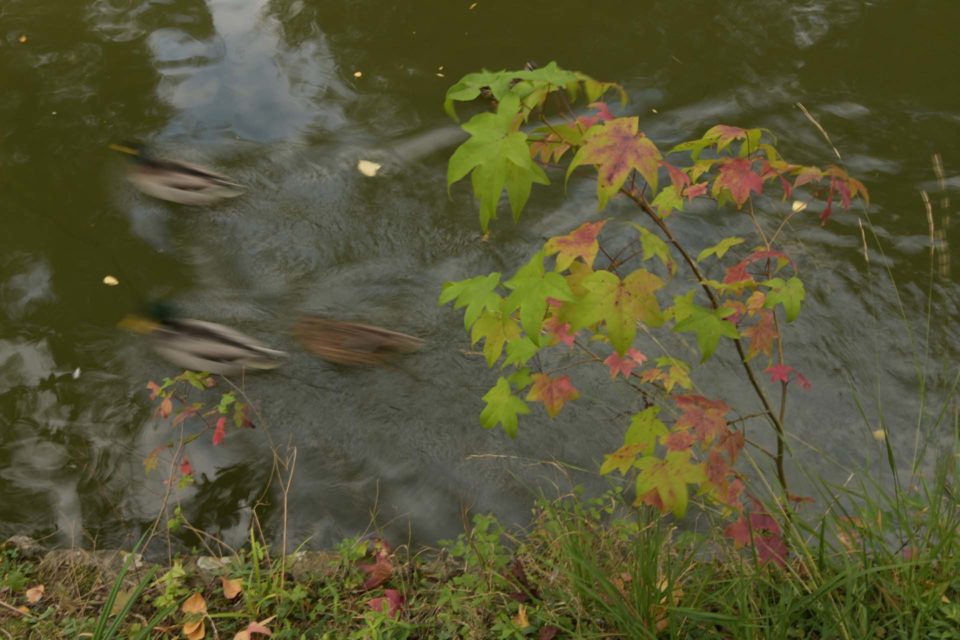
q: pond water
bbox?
[1,0,959,551]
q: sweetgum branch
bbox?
[620,185,790,494]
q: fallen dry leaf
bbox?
[182,591,207,614]
[353,70,362,78]
[357,159,381,177]
[25,585,44,603]
[221,576,243,600]
[103,275,119,286]
[233,617,274,640]
[19,34,27,44]
[513,603,530,629]
[184,619,205,640]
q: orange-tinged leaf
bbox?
[184,620,206,640]
[526,373,579,417]
[221,576,243,600]
[25,585,44,603]
[600,443,646,476]
[674,395,730,445]
[159,396,173,418]
[793,166,823,188]
[634,451,706,517]
[182,592,207,615]
[712,158,763,207]
[544,220,607,270]
[746,291,766,314]
[566,117,662,209]
[742,309,778,360]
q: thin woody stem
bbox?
[620,184,790,494]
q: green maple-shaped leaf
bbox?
[471,306,521,366]
[526,373,579,417]
[447,93,549,231]
[697,237,745,263]
[504,337,540,368]
[672,302,740,362]
[624,406,669,454]
[439,272,503,330]
[480,377,530,438]
[763,276,805,322]
[566,268,664,354]
[632,224,676,274]
[711,158,763,208]
[600,443,646,476]
[650,184,684,217]
[504,251,575,343]
[566,117,662,210]
[634,451,707,518]
[544,220,608,271]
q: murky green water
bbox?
[2,0,958,551]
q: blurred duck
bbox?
[293,315,423,366]
[109,142,245,205]
[120,303,287,376]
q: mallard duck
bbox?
[293,315,423,366]
[109,142,245,205]
[120,304,287,375]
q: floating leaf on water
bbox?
[469,3,477,9]
[19,34,27,44]
[102,275,119,286]
[357,160,382,177]
[353,70,362,78]
[72,368,81,379]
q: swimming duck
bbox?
[120,303,287,375]
[109,142,245,205]
[293,315,423,366]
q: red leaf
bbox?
[764,364,794,384]
[604,352,633,378]
[212,417,226,446]
[544,220,608,270]
[159,397,173,419]
[146,381,161,400]
[718,429,745,463]
[674,395,730,444]
[705,450,730,485]
[819,182,835,225]
[179,456,192,477]
[543,316,575,348]
[742,310,778,360]
[723,260,753,285]
[713,158,763,207]
[663,430,695,452]
[368,589,403,618]
[779,175,793,200]
[627,348,647,365]
[796,372,811,390]
[685,182,708,201]
[526,374,579,417]
[538,626,560,640]
[663,161,691,192]
[360,555,393,590]
[577,101,615,128]
[724,506,787,566]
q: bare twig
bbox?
[795,102,842,161]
